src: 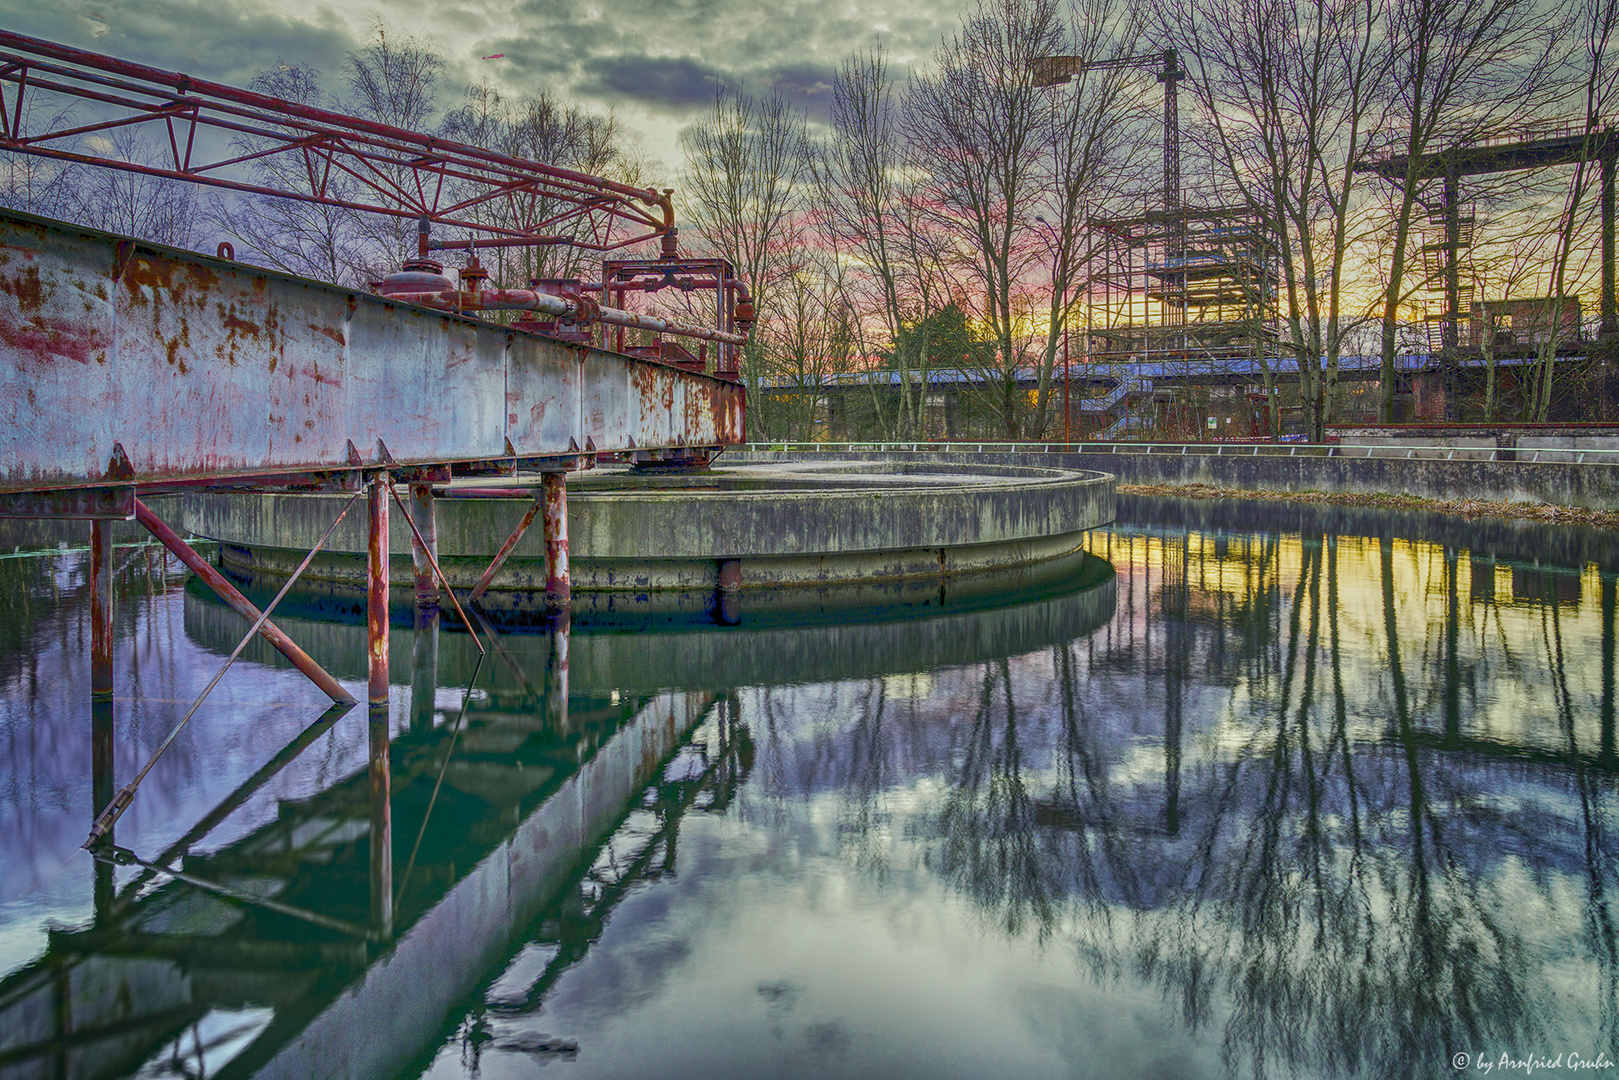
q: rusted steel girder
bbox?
[0,208,746,494]
[542,472,570,612]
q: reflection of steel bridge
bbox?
[0,640,738,1079]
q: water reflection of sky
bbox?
[415,517,1616,1079]
[0,506,1615,1080]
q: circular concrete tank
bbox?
[183,460,1115,621]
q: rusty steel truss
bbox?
[0,30,673,250]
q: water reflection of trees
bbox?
[759,524,1618,1078]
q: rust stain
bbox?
[299,363,343,389]
[122,255,175,296]
[185,263,219,291]
[306,322,345,347]
[220,308,261,337]
[0,314,108,366]
[0,265,46,313]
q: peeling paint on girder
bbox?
[0,207,745,491]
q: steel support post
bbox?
[368,472,390,709]
[411,607,440,734]
[368,704,392,938]
[90,519,113,700]
[542,471,570,612]
[545,611,570,732]
[409,483,438,610]
[133,499,354,705]
[91,695,114,919]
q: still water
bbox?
[0,496,1614,1080]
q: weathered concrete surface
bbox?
[730,447,1619,510]
[182,462,1116,606]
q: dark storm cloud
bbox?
[582,54,724,109]
[765,62,838,123]
[0,0,356,91]
[0,0,964,172]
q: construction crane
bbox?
[1033,49,1186,219]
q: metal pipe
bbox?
[367,472,390,709]
[90,520,113,700]
[133,498,354,704]
[542,472,570,612]
[382,288,750,347]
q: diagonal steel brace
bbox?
[134,497,354,704]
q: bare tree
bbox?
[903,0,1057,438]
[680,85,812,438]
[814,47,931,439]
[1522,0,1616,419]
[1164,0,1390,440]
[213,61,368,284]
[1370,0,1567,421]
[442,82,646,288]
[70,127,201,248]
[344,24,447,282]
[768,249,860,440]
[0,97,79,222]
[904,0,1139,438]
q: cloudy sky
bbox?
[0,0,966,185]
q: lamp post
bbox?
[1035,216,1071,444]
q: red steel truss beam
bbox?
[0,30,671,251]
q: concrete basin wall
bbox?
[182,462,1115,606]
[730,447,1619,510]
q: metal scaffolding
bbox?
[1084,204,1281,431]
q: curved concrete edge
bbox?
[214,538,1094,619]
[728,445,1619,512]
[184,462,1115,561]
[183,462,1117,604]
[216,527,1086,590]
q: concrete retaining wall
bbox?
[728,447,1619,510]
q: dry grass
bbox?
[1117,482,1619,530]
